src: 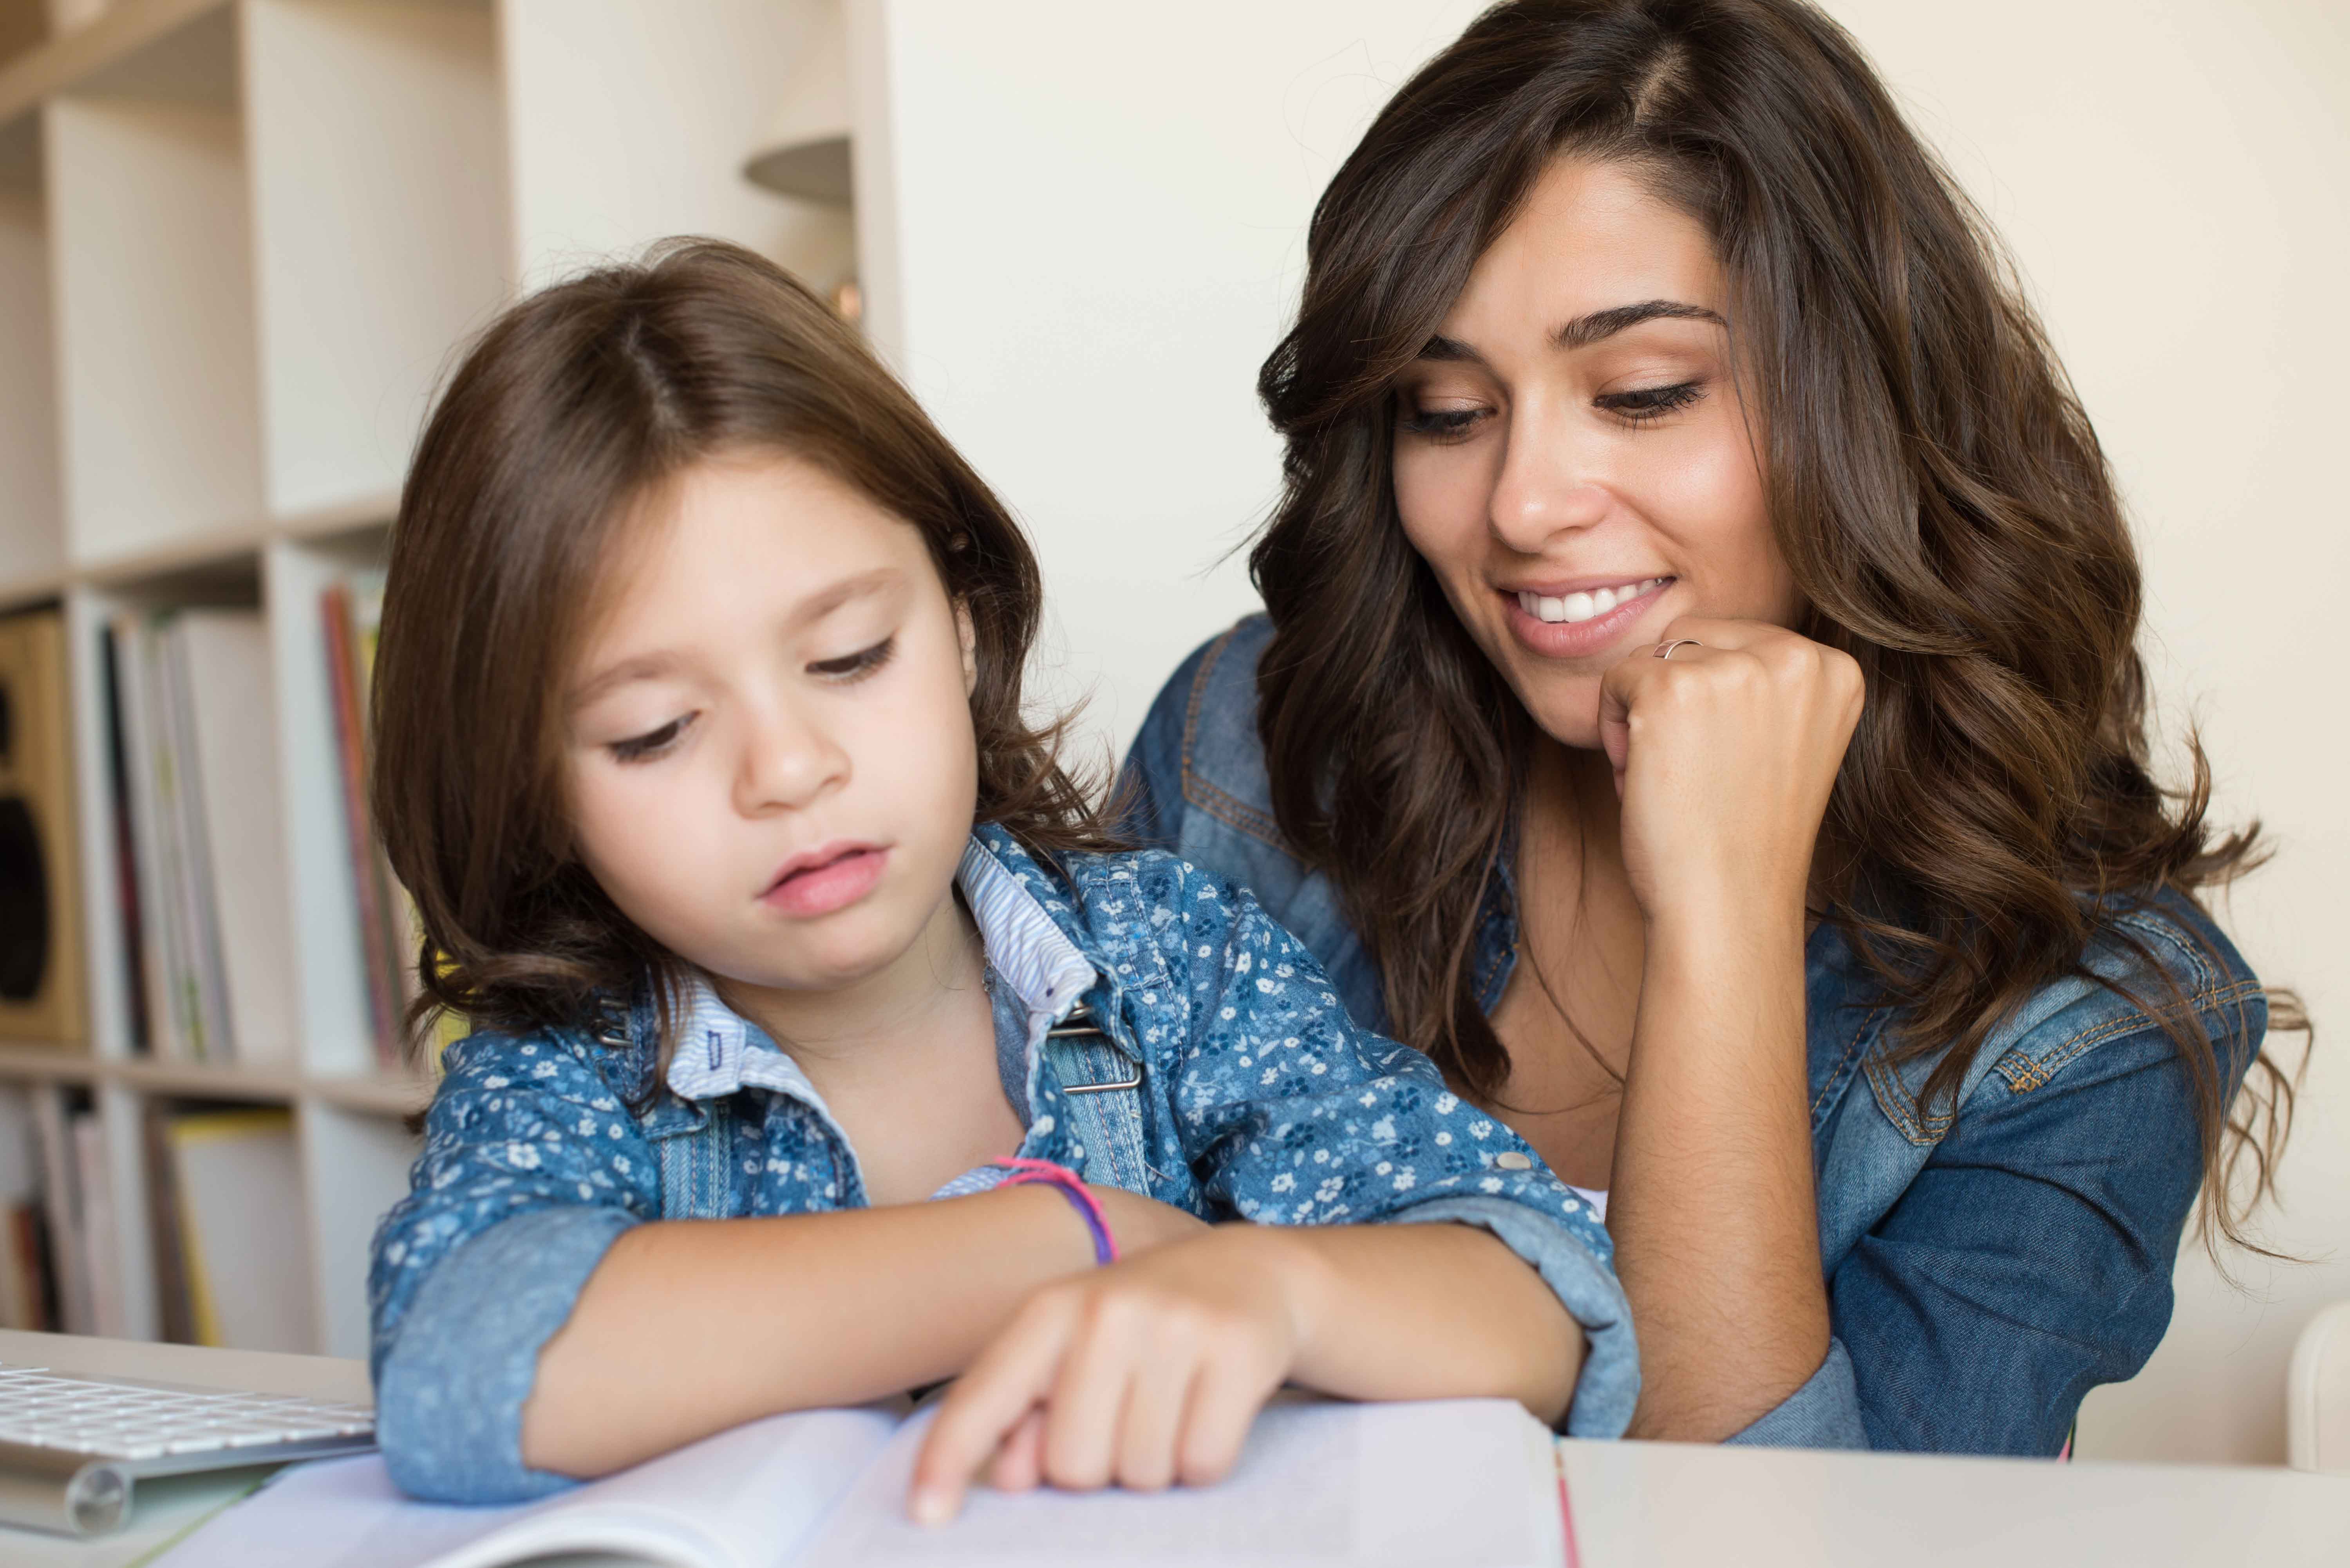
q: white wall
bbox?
[860,0,2348,1463]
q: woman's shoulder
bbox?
[1847,885,2269,1132]
[1991,887,2267,1084]
[1124,613,1286,856]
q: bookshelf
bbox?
[0,0,857,1360]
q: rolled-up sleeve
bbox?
[1725,1337,1868,1449]
[367,1031,662,1500]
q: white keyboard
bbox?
[0,1360,376,1538]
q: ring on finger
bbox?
[1654,638,1703,660]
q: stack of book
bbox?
[102,609,295,1069]
[0,1084,316,1351]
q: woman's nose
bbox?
[1487,403,1611,552]
[734,705,848,815]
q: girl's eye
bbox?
[809,636,895,682]
[1596,381,1703,423]
[609,714,694,764]
[1397,405,1488,442]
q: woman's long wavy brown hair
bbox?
[374,240,1113,1061]
[1251,0,2301,1248]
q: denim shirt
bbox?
[1121,614,2269,1457]
[369,826,1634,1503]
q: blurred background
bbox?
[0,0,2339,1472]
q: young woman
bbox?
[363,240,1628,1515]
[1124,0,2297,1454]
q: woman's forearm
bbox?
[1271,1223,1584,1424]
[522,1184,1100,1476]
[1606,905,1829,1440]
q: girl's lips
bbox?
[761,845,889,918]
[1500,578,1670,659]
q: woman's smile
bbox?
[1502,575,1675,659]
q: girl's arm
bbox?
[910,1217,1580,1521]
[522,1183,1206,1477]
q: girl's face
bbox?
[562,449,980,995]
[1391,156,1801,750]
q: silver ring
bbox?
[1655,639,1702,661]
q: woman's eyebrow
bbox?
[1416,299,1725,364]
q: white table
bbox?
[1558,1434,2349,1566]
[5,1329,2346,1566]
[0,1329,372,1568]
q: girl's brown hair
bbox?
[374,239,1111,1056]
[1250,0,2301,1246]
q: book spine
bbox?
[112,615,183,1062]
[158,620,235,1063]
[98,625,151,1053]
[322,583,400,1069]
[71,1112,125,1339]
[29,1091,91,1336]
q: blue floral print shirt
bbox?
[368,827,1635,1503]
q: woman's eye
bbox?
[1596,381,1703,423]
[1397,405,1487,441]
[809,636,896,682]
[608,714,693,764]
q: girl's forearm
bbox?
[1264,1222,1584,1424]
[522,1184,1098,1476]
[1606,905,1829,1440]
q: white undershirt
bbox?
[1569,1186,1609,1223]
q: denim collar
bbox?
[661,832,1101,1104]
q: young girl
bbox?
[365,240,1632,1518]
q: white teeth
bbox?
[1516,578,1666,624]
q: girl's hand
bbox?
[1596,617,1862,925]
[907,1226,1305,1525]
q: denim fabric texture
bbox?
[369,827,1635,1502]
[1121,613,2269,1457]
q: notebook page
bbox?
[793,1396,1561,1568]
[155,1404,903,1568]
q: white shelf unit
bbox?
[0,0,856,1360]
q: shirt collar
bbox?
[662,832,1099,1103]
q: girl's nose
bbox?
[1487,404,1611,553]
[734,705,848,815]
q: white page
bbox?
[157,1405,904,1568]
[794,1397,1561,1568]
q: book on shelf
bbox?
[105,608,297,1068]
[323,570,419,1073]
[161,1395,1569,1568]
[0,1086,55,1331]
[155,1106,316,1353]
[29,1087,91,1335]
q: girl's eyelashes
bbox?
[808,634,896,682]
[609,713,694,764]
[1596,380,1704,423]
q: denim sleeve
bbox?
[1743,1007,2245,1453]
[1149,858,1637,1438]
[1111,630,1214,851]
[367,1030,663,1500]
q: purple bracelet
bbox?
[994,1158,1119,1265]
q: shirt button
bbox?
[1496,1152,1533,1171]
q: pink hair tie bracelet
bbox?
[991,1157,1119,1265]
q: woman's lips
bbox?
[761,845,889,918]
[1501,577,1672,659]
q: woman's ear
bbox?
[955,600,978,696]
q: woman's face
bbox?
[1392,155,1800,751]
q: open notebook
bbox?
[159,1396,1566,1568]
